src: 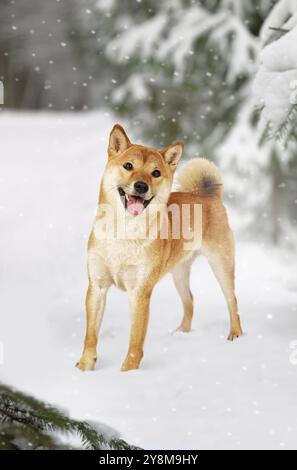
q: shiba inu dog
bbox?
[76,124,243,372]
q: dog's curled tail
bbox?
[176,158,223,198]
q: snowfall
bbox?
[1,111,297,450]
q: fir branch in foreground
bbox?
[0,383,140,450]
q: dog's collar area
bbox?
[117,187,154,216]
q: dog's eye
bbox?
[123,162,133,171]
[152,169,161,178]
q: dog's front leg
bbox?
[121,287,152,371]
[76,283,108,371]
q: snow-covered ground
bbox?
[1,111,297,450]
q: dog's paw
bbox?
[75,357,96,371]
[227,329,243,341]
[120,363,138,372]
[174,324,191,333]
[120,353,141,372]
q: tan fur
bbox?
[177,158,223,197]
[76,124,243,372]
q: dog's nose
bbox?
[134,181,149,194]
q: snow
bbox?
[106,13,167,62]
[260,0,297,43]
[112,74,149,104]
[1,112,297,449]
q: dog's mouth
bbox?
[118,187,154,217]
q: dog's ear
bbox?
[160,141,184,171]
[108,124,131,159]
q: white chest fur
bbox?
[90,216,152,290]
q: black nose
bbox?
[134,181,149,194]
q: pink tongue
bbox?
[127,196,145,216]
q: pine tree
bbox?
[0,383,140,450]
[252,0,297,243]
[254,0,297,143]
[91,0,271,150]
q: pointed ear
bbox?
[108,124,131,159]
[160,141,184,170]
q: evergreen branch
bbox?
[268,26,290,34]
[258,104,297,146]
[275,104,297,144]
[0,383,140,450]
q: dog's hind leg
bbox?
[172,259,194,332]
[204,232,243,341]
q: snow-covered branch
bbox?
[106,3,258,82]
[253,0,297,142]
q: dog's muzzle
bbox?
[118,187,154,216]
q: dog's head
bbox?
[102,124,184,216]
